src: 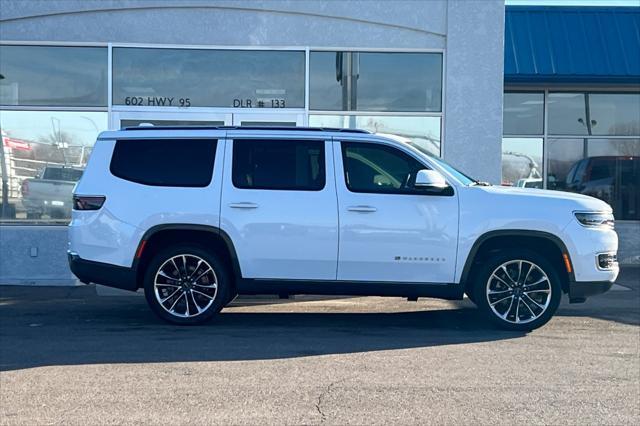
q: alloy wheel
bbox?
[485,259,552,324]
[153,254,218,318]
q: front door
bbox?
[334,139,459,284]
[221,136,338,280]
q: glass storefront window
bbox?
[0,111,107,223]
[309,51,443,112]
[501,138,543,187]
[547,93,589,136]
[503,93,544,135]
[113,48,305,108]
[0,45,108,107]
[589,93,640,136]
[309,115,441,156]
[547,138,640,220]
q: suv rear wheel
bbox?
[143,245,230,325]
[473,249,562,331]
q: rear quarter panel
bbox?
[70,137,225,267]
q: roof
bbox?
[505,6,640,85]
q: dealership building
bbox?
[0,1,638,285]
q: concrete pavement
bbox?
[1,268,638,425]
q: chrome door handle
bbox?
[347,205,377,213]
[229,202,259,209]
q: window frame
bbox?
[340,140,451,196]
[109,138,218,188]
[230,138,327,192]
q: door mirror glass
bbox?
[415,169,448,188]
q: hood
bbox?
[479,186,612,212]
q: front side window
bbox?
[110,139,217,187]
[232,139,325,191]
[341,142,428,194]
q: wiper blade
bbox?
[471,181,491,186]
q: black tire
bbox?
[473,249,562,331]
[143,245,230,325]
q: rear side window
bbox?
[110,139,217,187]
[232,139,325,191]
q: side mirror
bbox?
[414,169,453,195]
[415,169,447,188]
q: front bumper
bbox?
[68,251,138,291]
[568,279,614,302]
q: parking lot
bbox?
[1,268,639,425]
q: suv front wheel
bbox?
[143,245,230,325]
[473,249,562,331]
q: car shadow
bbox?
[0,287,525,372]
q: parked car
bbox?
[560,156,639,221]
[68,126,619,330]
[21,165,84,219]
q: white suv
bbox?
[68,126,619,330]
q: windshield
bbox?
[405,143,476,186]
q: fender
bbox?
[458,229,575,287]
[133,223,243,281]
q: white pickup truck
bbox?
[21,165,83,219]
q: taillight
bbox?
[73,195,106,211]
[21,180,29,196]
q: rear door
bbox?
[334,139,459,283]
[220,136,338,280]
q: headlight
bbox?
[574,211,615,229]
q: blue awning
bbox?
[505,6,640,85]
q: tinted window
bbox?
[232,140,325,191]
[309,51,442,112]
[341,143,427,194]
[589,93,640,136]
[0,45,107,107]
[113,48,305,108]
[547,138,640,220]
[548,93,589,135]
[503,92,544,135]
[501,138,543,187]
[42,168,83,182]
[110,139,217,187]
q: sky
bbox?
[506,0,639,5]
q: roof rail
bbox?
[121,125,370,134]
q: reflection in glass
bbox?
[547,93,588,135]
[309,51,442,112]
[0,45,108,107]
[120,120,225,128]
[0,111,107,222]
[501,138,543,187]
[113,48,305,108]
[589,93,640,136]
[309,115,441,156]
[503,93,544,135]
[547,138,640,220]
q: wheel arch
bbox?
[133,224,242,291]
[460,230,574,294]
